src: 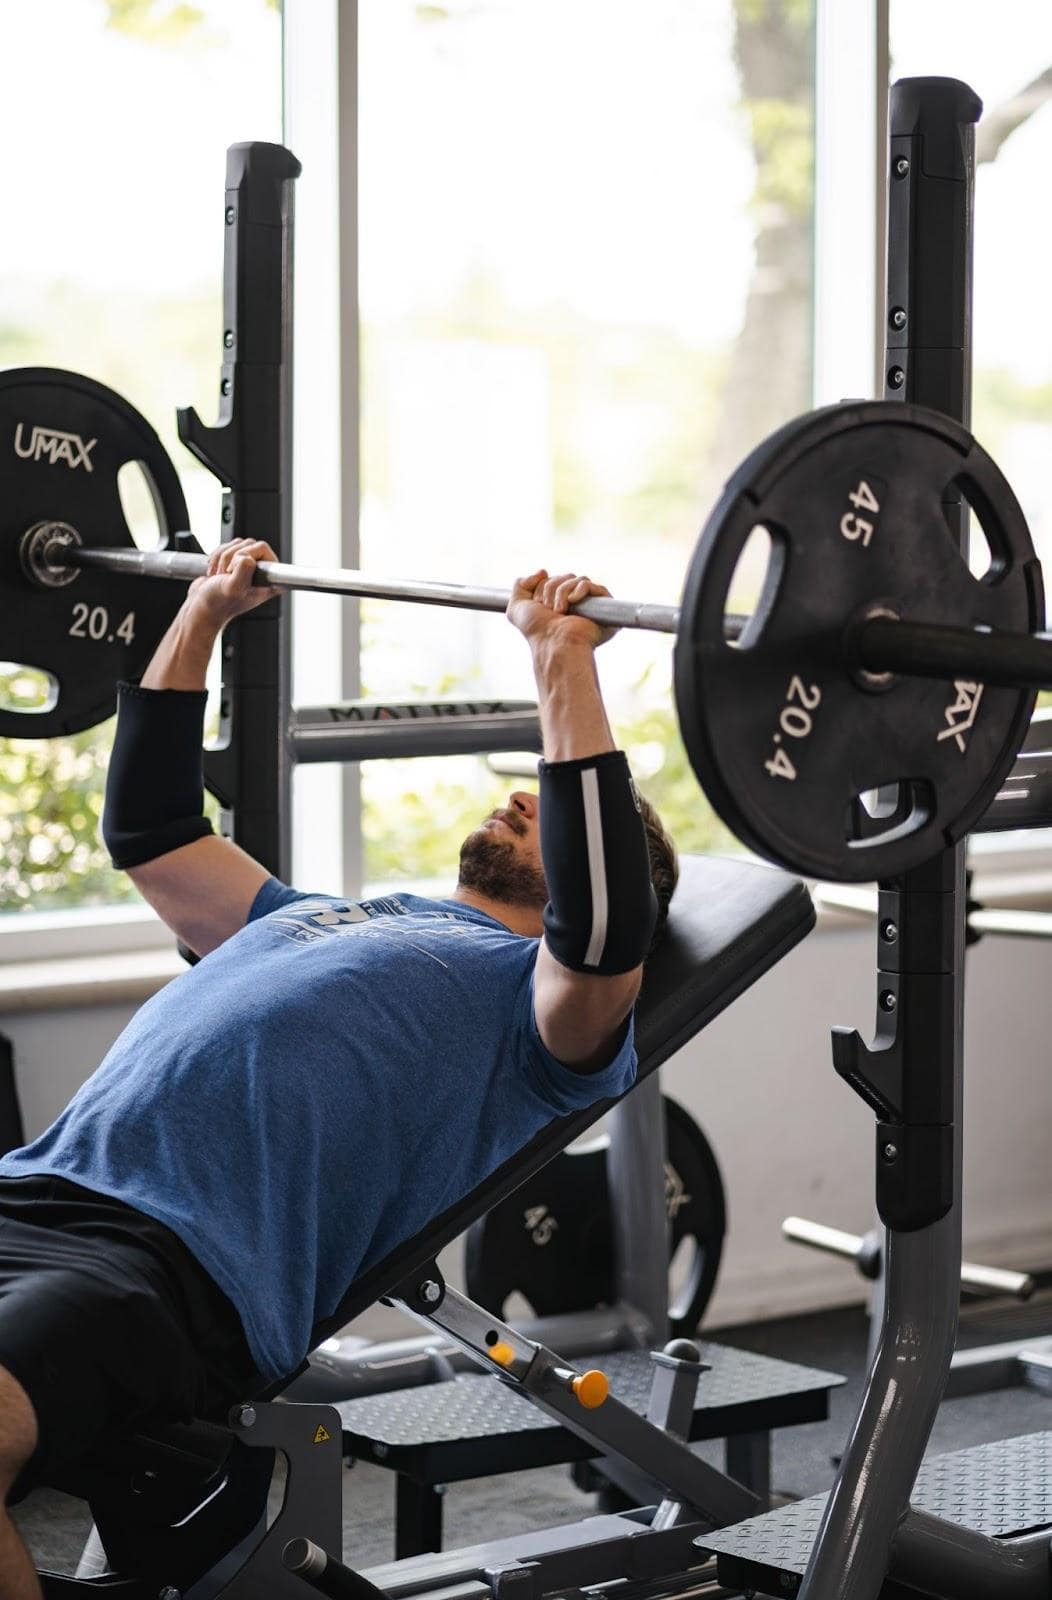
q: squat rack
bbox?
[179,140,680,1358]
[700,75,1052,1600]
[223,78,1039,1600]
[784,75,974,1600]
[51,78,1045,1600]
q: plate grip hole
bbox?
[724,524,785,650]
[118,460,168,552]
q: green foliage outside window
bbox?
[0,721,127,911]
[0,280,220,915]
[0,686,222,913]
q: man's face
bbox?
[457,790,548,910]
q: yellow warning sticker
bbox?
[313,1424,332,1445]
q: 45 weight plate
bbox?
[0,368,193,738]
[464,1096,725,1339]
[674,401,1042,882]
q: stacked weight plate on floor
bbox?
[674,402,1042,881]
[0,368,193,737]
[464,1097,725,1339]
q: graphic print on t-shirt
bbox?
[264,897,491,971]
[265,899,372,944]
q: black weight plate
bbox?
[0,368,191,738]
[675,401,1042,881]
[464,1139,614,1320]
[463,1096,725,1338]
[665,1095,725,1337]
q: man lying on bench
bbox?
[0,543,678,1600]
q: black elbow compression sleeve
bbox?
[101,683,214,869]
[539,751,657,975]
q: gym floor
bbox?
[16,1287,1052,1581]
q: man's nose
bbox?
[510,791,537,821]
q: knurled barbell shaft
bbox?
[48,543,684,635]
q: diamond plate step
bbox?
[698,1429,1052,1596]
[337,1343,842,1482]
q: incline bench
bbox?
[37,855,835,1599]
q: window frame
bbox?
[0,902,175,965]
[0,0,352,964]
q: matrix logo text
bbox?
[14,423,96,472]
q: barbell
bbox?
[2,365,1049,882]
[21,526,1052,689]
[21,527,685,637]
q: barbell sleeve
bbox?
[46,542,684,635]
[856,614,1052,690]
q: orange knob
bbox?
[572,1369,609,1409]
[489,1341,516,1368]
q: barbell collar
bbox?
[856,614,1052,691]
[44,541,683,635]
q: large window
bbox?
[11,5,1052,930]
[0,0,282,918]
[357,0,816,889]
[4,1,821,921]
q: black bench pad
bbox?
[336,1342,843,1483]
[699,1430,1052,1595]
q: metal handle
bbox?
[959,1259,1034,1299]
[282,1538,387,1600]
[783,1216,867,1260]
[968,908,1052,940]
[782,1216,882,1281]
[784,1216,1033,1299]
[815,888,1052,951]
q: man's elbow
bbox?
[538,966,641,1072]
[545,1010,634,1074]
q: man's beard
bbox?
[458,823,548,911]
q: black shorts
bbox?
[0,1175,259,1499]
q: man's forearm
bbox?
[140,605,219,692]
[531,639,615,762]
[532,635,656,978]
[103,605,219,870]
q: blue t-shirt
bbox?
[0,883,636,1379]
